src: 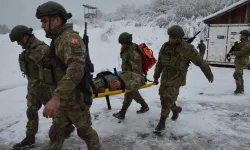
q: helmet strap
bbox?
[176,38,183,44]
[45,16,52,38]
[23,35,32,49]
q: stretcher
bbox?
[92,82,156,110]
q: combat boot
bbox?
[234,88,242,94]
[154,116,167,133]
[234,85,242,94]
[12,134,35,149]
[64,124,75,139]
[136,101,149,114]
[241,81,244,94]
[171,106,182,121]
[112,103,130,120]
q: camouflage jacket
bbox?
[120,43,143,75]
[19,36,49,92]
[94,71,145,93]
[234,41,250,65]
[154,40,213,87]
[40,23,86,107]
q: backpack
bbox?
[138,43,157,75]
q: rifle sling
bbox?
[49,42,97,96]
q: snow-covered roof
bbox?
[203,0,250,24]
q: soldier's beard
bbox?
[240,37,248,42]
[45,32,51,38]
[169,38,182,45]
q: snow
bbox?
[0,21,250,150]
[201,0,250,23]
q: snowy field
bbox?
[0,21,250,150]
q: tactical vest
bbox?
[120,43,143,75]
[161,44,189,70]
[19,50,30,76]
[235,42,250,65]
[160,42,190,86]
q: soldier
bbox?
[9,25,52,149]
[197,40,206,59]
[94,71,146,93]
[153,25,214,133]
[231,30,250,94]
[35,1,101,150]
[112,32,149,120]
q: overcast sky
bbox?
[1,0,150,30]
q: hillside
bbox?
[0,21,250,149]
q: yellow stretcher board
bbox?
[93,83,155,99]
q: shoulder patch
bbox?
[133,50,141,60]
[70,38,79,45]
[134,56,139,60]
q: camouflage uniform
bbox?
[9,25,52,149]
[197,40,206,59]
[94,71,146,93]
[153,25,213,133]
[36,2,101,150]
[113,32,149,120]
[21,36,51,136]
[232,30,250,94]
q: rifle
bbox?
[47,22,97,106]
[226,41,239,62]
[184,31,201,43]
[83,22,94,73]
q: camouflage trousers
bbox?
[159,86,180,117]
[233,65,245,91]
[26,85,51,137]
[123,90,147,106]
[199,50,205,59]
[45,105,101,150]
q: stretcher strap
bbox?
[113,68,126,92]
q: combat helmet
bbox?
[9,25,33,42]
[239,30,250,36]
[118,32,133,44]
[167,25,185,38]
[35,1,72,20]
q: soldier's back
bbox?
[121,43,143,75]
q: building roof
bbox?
[82,4,97,9]
[203,0,250,24]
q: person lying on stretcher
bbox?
[93,71,146,93]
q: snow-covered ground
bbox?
[0,21,250,150]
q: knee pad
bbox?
[26,107,38,120]
[49,124,65,142]
[233,72,242,79]
[34,86,52,104]
[233,72,237,79]
[77,126,91,139]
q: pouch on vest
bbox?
[19,51,29,76]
